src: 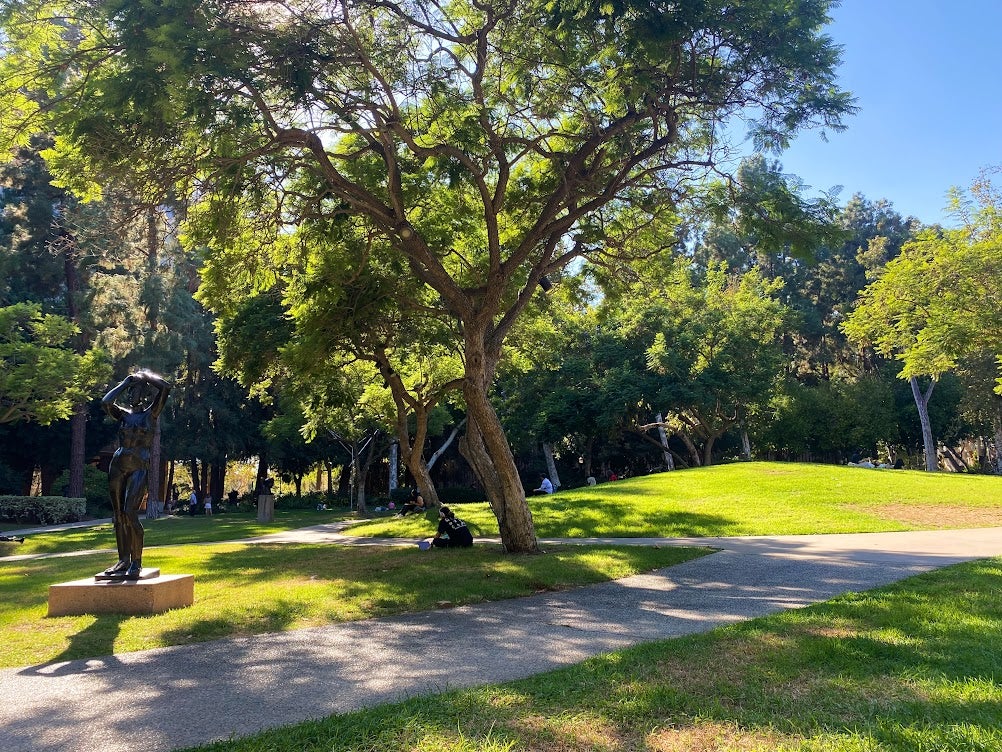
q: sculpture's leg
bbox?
[105,469,130,574]
[122,470,147,578]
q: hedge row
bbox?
[0,496,87,526]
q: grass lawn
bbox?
[350,461,1002,540]
[0,542,709,668]
[0,509,350,557]
[180,556,1002,752]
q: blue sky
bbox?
[746,1,1002,225]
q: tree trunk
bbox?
[910,376,938,472]
[336,462,351,497]
[68,405,87,498]
[256,457,272,497]
[460,340,538,553]
[188,458,201,497]
[740,427,752,460]
[679,430,701,467]
[542,442,561,490]
[992,406,1002,475]
[427,419,466,471]
[654,413,675,471]
[703,435,716,467]
[146,419,163,519]
[388,441,399,492]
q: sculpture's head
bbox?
[128,383,152,411]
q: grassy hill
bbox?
[352,461,1002,539]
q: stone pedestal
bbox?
[48,573,194,617]
[257,493,275,523]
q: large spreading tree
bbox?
[1,0,851,551]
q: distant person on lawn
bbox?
[396,487,428,517]
[532,474,554,495]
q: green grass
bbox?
[0,542,709,668]
[351,461,1002,539]
[179,556,1002,752]
[0,509,350,556]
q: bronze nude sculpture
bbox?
[99,371,171,580]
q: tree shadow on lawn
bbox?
[337,558,1002,752]
[576,558,1002,744]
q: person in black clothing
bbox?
[397,487,427,517]
[430,506,474,548]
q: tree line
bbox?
[1,0,999,553]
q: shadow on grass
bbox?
[21,614,126,675]
[191,558,1002,752]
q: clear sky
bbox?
[744,0,1002,225]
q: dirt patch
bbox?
[853,504,1002,528]
[647,720,796,752]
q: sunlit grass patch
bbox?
[346,461,1002,540]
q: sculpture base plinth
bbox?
[48,573,194,617]
[257,493,275,523]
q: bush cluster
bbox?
[0,496,86,525]
[54,466,112,517]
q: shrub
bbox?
[54,466,112,517]
[0,496,86,525]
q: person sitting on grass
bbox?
[531,474,554,495]
[428,506,473,549]
[396,487,427,517]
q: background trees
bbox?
[2,2,999,517]
[845,177,1002,472]
[0,0,853,550]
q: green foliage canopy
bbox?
[0,302,109,424]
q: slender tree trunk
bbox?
[388,441,399,492]
[992,406,1002,475]
[255,453,269,495]
[542,443,561,490]
[678,431,701,467]
[188,458,201,497]
[460,337,538,553]
[740,427,752,460]
[910,376,938,472]
[336,462,351,497]
[68,405,87,498]
[146,419,163,519]
[654,413,675,471]
[427,419,466,471]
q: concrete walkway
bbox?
[3,526,1002,752]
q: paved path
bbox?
[3,527,1002,752]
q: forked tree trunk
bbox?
[910,375,938,472]
[460,341,538,553]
